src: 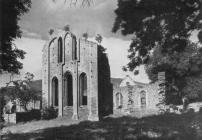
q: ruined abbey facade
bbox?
[42,29,112,121]
[113,72,165,117]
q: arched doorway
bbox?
[64,72,73,106]
[52,77,58,106]
[79,73,87,106]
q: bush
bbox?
[41,106,58,120]
[199,107,202,113]
[187,108,195,114]
[0,122,4,129]
[0,94,6,122]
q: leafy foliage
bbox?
[113,0,202,104]
[0,74,41,111]
[41,106,58,120]
[113,0,202,69]
[82,32,88,40]
[127,84,134,112]
[0,93,6,121]
[63,25,70,32]
[146,42,202,104]
[1,0,31,73]
[24,72,34,81]
[95,34,103,44]
[98,44,113,117]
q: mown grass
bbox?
[2,111,202,140]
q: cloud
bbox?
[16,0,149,82]
[19,0,129,40]
[101,37,150,83]
[14,37,45,80]
[21,29,42,39]
[101,37,130,77]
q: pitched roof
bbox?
[111,78,123,87]
[119,75,148,87]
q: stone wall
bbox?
[78,106,89,120]
[63,106,73,119]
[3,113,16,123]
[42,30,100,121]
[79,39,98,120]
[113,72,165,117]
[113,83,160,115]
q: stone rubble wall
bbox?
[42,30,99,120]
[113,72,166,117]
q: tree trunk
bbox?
[0,0,2,71]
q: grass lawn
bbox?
[1,111,202,140]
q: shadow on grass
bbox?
[2,112,202,140]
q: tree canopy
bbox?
[113,0,202,104]
[1,0,31,73]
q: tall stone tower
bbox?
[42,29,113,120]
[42,29,99,121]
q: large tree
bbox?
[113,0,202,104]
[0,0,31,74]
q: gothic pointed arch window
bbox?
[140,90,146,108]
[116,92,123,109]
[52,77,58,106]
[58,37,63,63]
[72,36,77,60]
[64,72,73,106]
[79,73,87,106]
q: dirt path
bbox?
[1,117,79,134]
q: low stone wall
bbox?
[63,106,73,119]
[3,110,41,124]
[78,106,89,120]
[63,106,89,120]
[3,113,16,124]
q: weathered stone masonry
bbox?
[113,72,165,117]
[42,30,101,121]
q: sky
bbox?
[14,0,150,83]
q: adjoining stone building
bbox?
[42,29,112,121]
[113,72,165,117]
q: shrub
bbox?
[199,107,202,113]
[0,93,6,122]
[41,106,58,120]
[187,108,195,114]
[0,122,4,129]
[29,109,41,120]
[179,109,183,113]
